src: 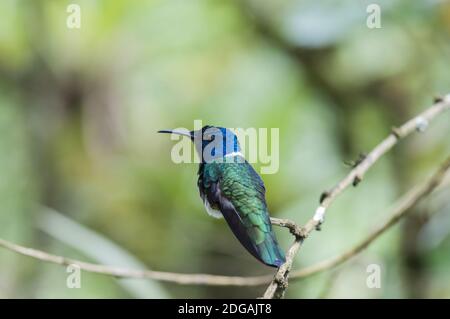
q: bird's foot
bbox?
[289,224,308,239]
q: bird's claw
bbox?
[290,225,307,239]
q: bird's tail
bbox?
[256,232,286,268]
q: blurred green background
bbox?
[0,0,450,298]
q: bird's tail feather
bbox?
[257,233,286,268]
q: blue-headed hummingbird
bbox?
[158,126,285,267]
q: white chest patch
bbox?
[224,151,244,158]
[204,200,223,219]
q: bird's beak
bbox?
[157,129,193,139]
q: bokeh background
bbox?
[1,0,450,298]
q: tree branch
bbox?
[0,154,449,288]
[261,95,450,298]
[288,155,450,280]
[0,96,449,296]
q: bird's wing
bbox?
[199,162,285,267]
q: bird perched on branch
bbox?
[158,126,286,267]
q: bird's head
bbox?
[158,125,241,162]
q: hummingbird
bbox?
[158,126,286,267]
